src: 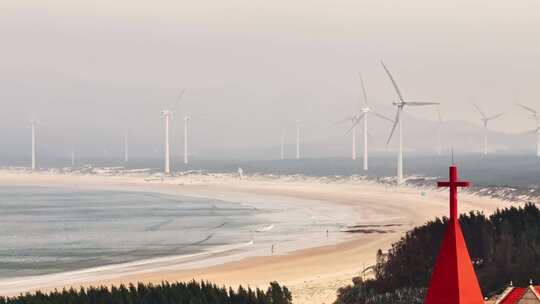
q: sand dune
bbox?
[0,170,514,303]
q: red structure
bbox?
[496,284,540,303]
[424,166,484,304]
[498,287,527,303]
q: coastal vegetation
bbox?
[335,203,540,304]
[0,281,292,304]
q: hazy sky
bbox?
[1,0,540,160]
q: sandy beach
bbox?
[0,170,514,303]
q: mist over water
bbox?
[5,154,540,188]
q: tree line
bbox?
[336,203,540,304]
[0,281,292,304]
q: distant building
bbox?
[494,284,540,303]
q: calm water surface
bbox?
[0,186,266,278]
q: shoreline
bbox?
[0,169,515,303]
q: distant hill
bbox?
[1,109,537,162]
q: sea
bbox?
[1,153,539,278]
[0,185,354,279]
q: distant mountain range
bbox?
[0,111,536,162]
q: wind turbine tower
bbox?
[162,110,173,174]
[339,118,360,161]
[124,130,129,163]
[176,88,188,164]
[359,73,367,166]
[344,72,393,170]
[30,120,38,171]
[472,103,504,155]
[381,61,439,185]
[353,73,394,171]
[516,103,540,157]
[71,148,75,167]
[184,116,190,164]
[340,116,362,161]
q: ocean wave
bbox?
[255,224,274,232]
[211,222,227,229]
[145,219,174,232]
[189,234,213,245]
[0,240,256,289]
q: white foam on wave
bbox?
[0,240,255,294]
[255,224,274,232]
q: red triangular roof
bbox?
[497,285,540,303]
[424,217,484,304]
[498,287,526,304]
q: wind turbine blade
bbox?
[386,110,401,145]
[486,112,505,121]
[437,108,443,123]
[335,117,354,125]
[515,103,537,114]
[178,88,187,100]
[345,114,364,134]
[188,114,214,121]
[380,61,404,102]
[405,102,440,106]
[371,111,394,123]
[472,103,486,119]
[358,72,368,105]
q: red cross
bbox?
[437,166,470,219]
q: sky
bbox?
[1,0,540,161]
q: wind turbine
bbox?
[342,72,393,170]
[175,89,190,165]
[515,103,540,157]
[71,147,75,167]
[350,116,358,160]
[472,103,505,155]
[337,116,360,159]
[295,120,301,159]
[183,116,190,164]
[162,110,173,174]
[30,120,38,171]
[381,61,439,185]
[123,130,129,163]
